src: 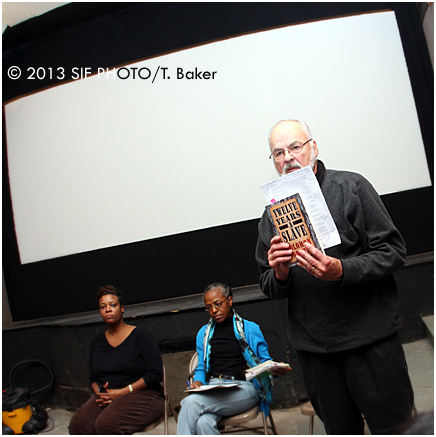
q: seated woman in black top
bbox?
[69,285,165,435]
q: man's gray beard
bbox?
[280,152,317,176]
[281,162,302,176]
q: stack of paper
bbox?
[184,382,240,392]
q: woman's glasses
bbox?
[204,296,229,312]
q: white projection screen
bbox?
[5,11,432,264]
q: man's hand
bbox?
[267,235,292,282]
[296,242,343,281]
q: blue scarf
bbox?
[203,310,273,417]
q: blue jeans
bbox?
[177,379,259,435]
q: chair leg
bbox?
[169,400,178,422]
[309,415,314,435]
[164,401,168,435]
[268,412,278,435]
[261,412,268,435]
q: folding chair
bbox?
[188,352,277,434]
[301,401,374,435]
[142,365,177,434]
[300,401,316,435]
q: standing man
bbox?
[255,120,414,434]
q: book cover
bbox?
[266,192,323,267]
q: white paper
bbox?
[184,382,240,392]
[260,167,340,249]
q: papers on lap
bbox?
[184,383,240,392]
[245,360,291,381]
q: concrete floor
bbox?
[37,334,434,435]
[42,404,330,435]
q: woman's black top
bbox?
[89,326,163,395]
[210,317,246,381]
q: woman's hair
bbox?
[203,282,232,299]
[97,285,124,306]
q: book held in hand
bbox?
[266,192,323,267]
[261,166,341,250]
[245,360,291,381]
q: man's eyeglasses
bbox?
[269,139,312,162]
[204,296,229,312]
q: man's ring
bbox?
[311,266,315,271]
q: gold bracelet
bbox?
[129,384,133,392]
